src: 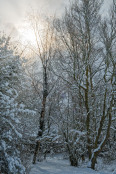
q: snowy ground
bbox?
[29,154,116,174]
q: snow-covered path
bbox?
[29,155,113,174]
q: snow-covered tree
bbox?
[0,33,26,174]
[53,0,115,169]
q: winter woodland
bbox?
[0,0,116,173]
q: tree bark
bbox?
[91,112,112,169]
[85,66,91,159]
[33,67,48,164]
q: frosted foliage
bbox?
[0,34,25,174]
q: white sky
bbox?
[0,0,113,35]
[0,0,69,23]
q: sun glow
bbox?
[16,18,54,56]
[21,28,36,45]
[17,20,44,48]
[18,24,37,47]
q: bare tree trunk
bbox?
[66,140,78,166]
[85,66,91,159]
[91,112,112,169]
[33,67,48,164]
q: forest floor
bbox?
[29,153,116,174]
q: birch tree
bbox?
[26,16,56,164]
[54,0,115,168]
[90,1,116,169]
[54,0,103,163]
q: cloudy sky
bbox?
[0,0,113,36]
[0,0,69,24]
